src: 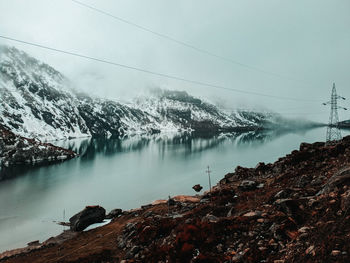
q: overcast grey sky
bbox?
[0,0,349,122]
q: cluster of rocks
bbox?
[114,136,350,262]
[0,124,76,179]
[3,136,350,263]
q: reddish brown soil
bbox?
[2,136,350,263]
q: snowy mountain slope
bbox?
[0,45,278,140]
[0,45,91,140]
[133,89,273,133]
[0,46,160,140]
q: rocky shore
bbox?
[0,124,76,180]
[1,136,350,262]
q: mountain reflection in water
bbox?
[57,128,317,158]
[1,128,350,252]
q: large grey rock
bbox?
[317,167,350,196]
[238,180,258,191]
[69,206,106,231]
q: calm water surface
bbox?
[0,128,349,252]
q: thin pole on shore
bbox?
[206,166,212,193]
[168,195,171,216]
[63,209,66,231]
[206,166,213,207]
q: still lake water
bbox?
[0,127,349,252]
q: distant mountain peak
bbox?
[0,45,277,140]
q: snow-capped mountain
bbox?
[133,89,273,133]
[0,45,275,141]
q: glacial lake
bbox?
[1,127,350,252]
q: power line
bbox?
[0,35,321,102]
[70,0,309,84]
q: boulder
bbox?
[296,175,311,188]
[255,162,268,172]
[168,197,176,206]
[341,190,350,213]
[106,208,123,219]
[238,180,258,191]
[192,184,203,192]
[273,198,305,223]
[273,189,293,200]
[202,214,219,223]
[69,205,106,231]
[317,167,350,195]
[242,211,262,218]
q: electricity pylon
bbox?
[323,83,347,144]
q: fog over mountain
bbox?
[1,45,287,140]
[0,0,349,122]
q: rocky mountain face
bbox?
[0,124,76,179]
[133,89,274,134]
[0,45,158,140]
[0,45,280,141]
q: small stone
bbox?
[298,233,308,240]
[341,190,350,212]
[106,208,122,219]
[27,240,40,246]
[248,231,256,237]
[227,207,234,217]
[185,218,193,224]
[255,162,266,171]
[238,180,258,191]
[331,250,341,256]
[306,245,315,256]
[329,192,337,198]
[216,243,223,253]
[168,197,176,206]
[143,211,153,217]
[232,254,243,262]
[243,211,261,217]
[202,214,219,223]
[192,184,203,192]
[311,176,326,186]
[298,226,310,233]
[125,246,140,259]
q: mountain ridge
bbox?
[0,45,282,141]
[0,45,319,141]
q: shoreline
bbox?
[0,194,203,261]
[1,136,350,262]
